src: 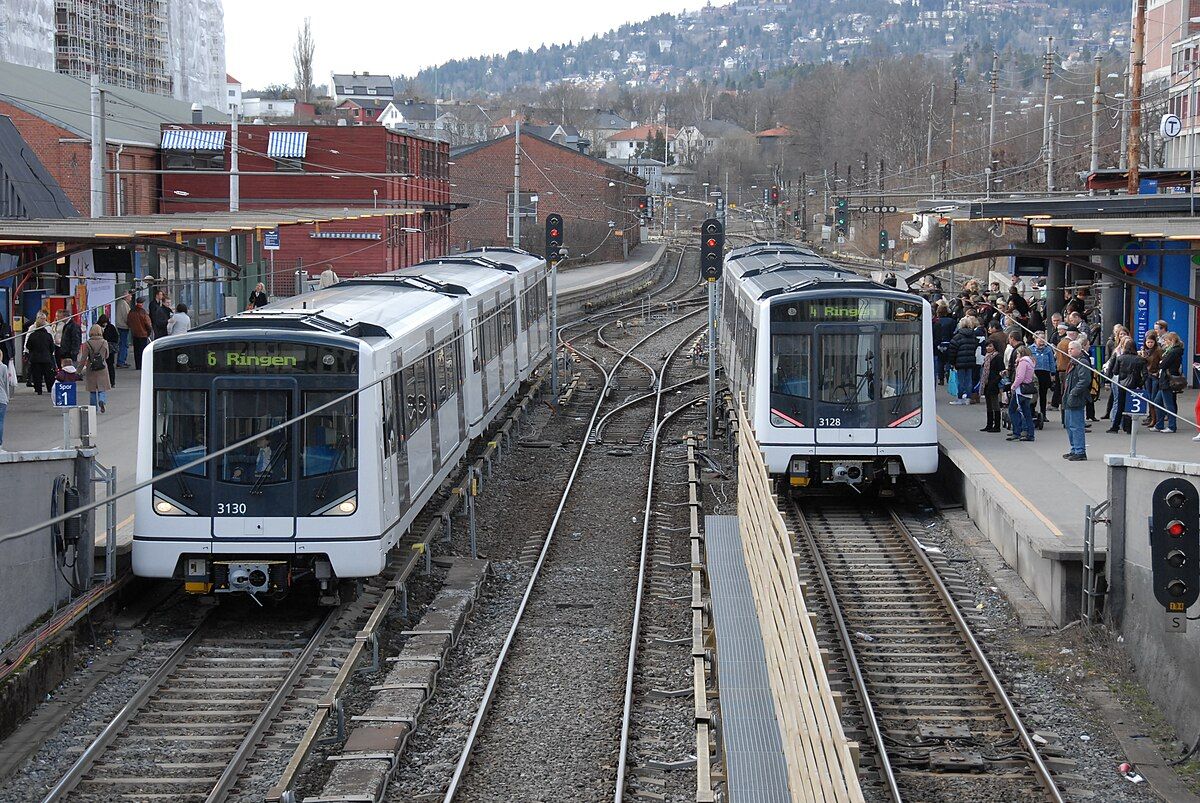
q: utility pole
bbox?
[89,74,106,218]
[1089,56,1102,179]
[230,106,240,212]
[512,120,521,248]
[949,79,958,172]
[988,52,999,194]
[1129,0,1148,193]
[1042,37,1054,150]
[925,82,935,165]
[800,171,808,240]
[1119,68,1130,169]
[1047,115,1056,191]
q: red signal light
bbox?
[1169,520,1187,537]
[550,229,559,238]
[706,238,717,248]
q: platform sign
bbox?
[52,381,77,407]
[1135,287,1150,347]
[1124,391,1149,416]
[263,228,281,251]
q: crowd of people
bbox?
[0,284,202,451]
[931,278,1198,461]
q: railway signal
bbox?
[637,196,649,221]
[1151,478,1200,628]
[879,229,889,254]
[700,218,724,280]
[769,185,780,206]
[834,197,849,235]
[545,213,564,262]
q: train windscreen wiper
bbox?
[314,435,351,501]
[160,436,194,500]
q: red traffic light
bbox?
[550,228,559,238]
[706,238,717,248]
[1169,520,1187,537]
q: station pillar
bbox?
[1097,234,1129,339]
[1043,226,1069,317]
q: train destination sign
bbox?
[773,297,922,323]
[155,342,359,374]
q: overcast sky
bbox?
[225,1,719,91]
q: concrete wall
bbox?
[0,450,96,646]
[1106,455,1200,742]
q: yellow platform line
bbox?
[937,415,1064,539]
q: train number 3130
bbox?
[217,503,248,515]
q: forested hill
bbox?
[412,0,1124,96]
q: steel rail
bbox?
[41,614,214,802]
[595,331,706,442]
[791,502,902,803]
[884,506,1065,803]
[204,606,340,803]
[614,345,710,801]
[440,308,706,802]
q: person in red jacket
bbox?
[126,298,153,370]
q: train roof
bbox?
[725,241,914,302]
[188,249,541,342]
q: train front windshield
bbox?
[150,340,360,520]
[770,296,924,428]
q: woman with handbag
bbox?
[1141,333,1161,429]
[1106,339,1146,434]
[1008,346,1038,442]
[1153,332,1185,433]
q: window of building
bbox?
[164,152,225,171]
[274,158,303,172]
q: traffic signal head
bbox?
[700,218,724,281]
[1151,479,1200,611]
[545,214,564,262]
[835,197,848,211]
[769,185,780,205]
[879,229,889,253]
[792,209,800,224]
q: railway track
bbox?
[439,263,709,801]
[41,574,400,803]
[786,499,1065,803]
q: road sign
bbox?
[1160,113,1183,139]
[263,228,281,251]
[52,381,77,407]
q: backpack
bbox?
[86,344,106,373]
[1088,369,1102,401]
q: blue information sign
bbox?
[52,381,77,407]
[263,228,280,251]
[1134,286,1150,347]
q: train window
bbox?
[471,318,482,371]
[880,333,922,401]
[382,375,399,456]
[818,334,876,405]
[771,335,810,398]
[302,392,358,477]
[404,360,430,429]
[154,390,207,477]
[434,342,457,404]
[219,390,291,484]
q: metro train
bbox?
[721,242,937,491]
[133,248,550,599]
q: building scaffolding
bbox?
[54,0,171,97]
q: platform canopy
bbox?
[1029,217,1200,241]
[0,207,421,244]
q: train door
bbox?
[813,324,879,445]
[434,327,463,461]
[210,377,298,539]
[380,365,403,526]
[402,353,434,497]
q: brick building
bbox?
[161,124,452,281]
[0,60,225,216]
[450,133,644,262]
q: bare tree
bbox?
[293,18,316,104]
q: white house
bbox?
[241,97,296,119]
[330,72,394,105]
[225,74,241,117]
[604,124,675,160]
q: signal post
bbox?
[545,214,564,409]
[700,218,724,449]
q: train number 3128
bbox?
[818,417,843,427]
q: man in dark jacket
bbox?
[933,305,957,385]
[23,324,56,395]
[57,310,82,367]
[1062,340,1091,460]
[948,321,981,404]
[150,293,171,339]
[127,298,153,370]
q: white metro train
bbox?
[133,248,550,598]
[721,242,937,491]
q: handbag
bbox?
[1166,374,1188,392]
[947,370,959,398]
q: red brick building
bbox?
[0,60,226,216]
[161,124,452,278]
[450,133,644,263]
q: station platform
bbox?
[2,364,140,558]
[935,389,1199,625]
[557,242,666,308]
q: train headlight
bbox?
[317,493,358,516]
[152,493,192,516]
